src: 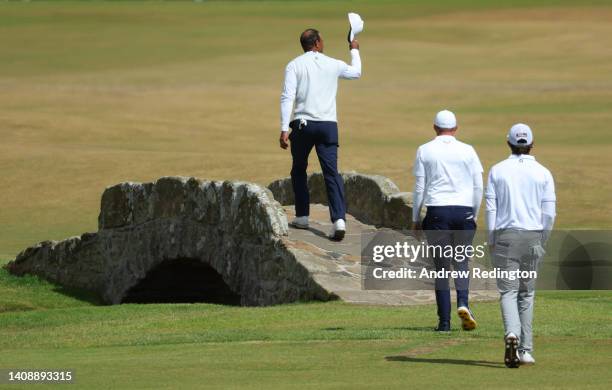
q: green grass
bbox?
[1,265,612,388]
[0,264,611,389]
[0,267,101,314]
[2,262,611,388]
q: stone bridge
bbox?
[6,172,495,306]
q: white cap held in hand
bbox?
[434,110,457,129]
[348,12,364,42]
[507,123,533,146]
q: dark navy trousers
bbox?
[289,119,346,222]
[423,206,476,323]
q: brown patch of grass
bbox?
[1,2,611,259]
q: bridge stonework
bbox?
[6,173,428,306]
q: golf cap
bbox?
[507,123,533,146]
[434,110,457,129]
[348,13,364,42]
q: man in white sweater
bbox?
[279,29,361,241]
[486,123,556,368]
[412,110,484,332]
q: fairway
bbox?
[1,1,612,388]
[1,271,611,389]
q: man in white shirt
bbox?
[486,123,556,368]
[279,29,361,241]
[412,110,484,332]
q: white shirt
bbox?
[412,135,484,222]
[485,154,556,235]
[280,49,361,131]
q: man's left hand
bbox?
[279,131,289,149]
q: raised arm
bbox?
[339,40,361,80]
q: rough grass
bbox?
[1,1,612,259]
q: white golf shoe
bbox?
[519,351,535,365]
[329,219,346,241]
[289,216,309,229]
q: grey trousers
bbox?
[492,229,544,353]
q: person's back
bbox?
[485,123,556,368]
[289,51,347,122]
[487,155,555,231]
[280,30,361,131]
[412,110,483,333]
[416,136,482,208]
[278,28,361,241]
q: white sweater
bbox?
[280,49,361,131]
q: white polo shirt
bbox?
[485,154,556,230]
[280,49,361,131]
[413,135,484,207]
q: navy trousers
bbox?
[289,119,346,222]
[422,206,476,323]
